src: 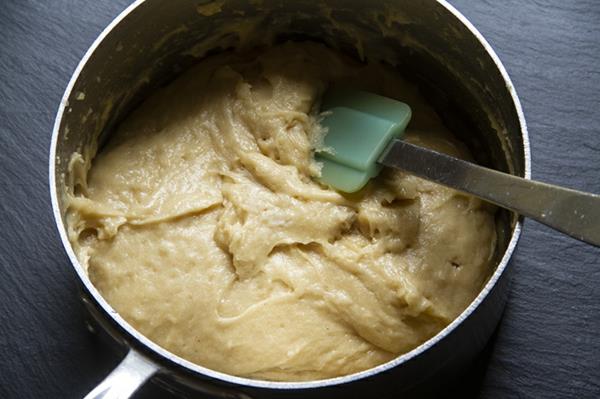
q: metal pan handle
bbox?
[84,350,159,399]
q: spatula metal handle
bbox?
[381,139,600,247]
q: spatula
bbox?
[315,87,600,246]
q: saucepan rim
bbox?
[49,0,530,390]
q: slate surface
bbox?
[1,1,599,398]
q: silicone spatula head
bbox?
[315,87,412,192]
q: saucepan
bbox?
[49,0,529,397]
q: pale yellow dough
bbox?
[67,42,496,381]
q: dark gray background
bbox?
[1,0,599,398]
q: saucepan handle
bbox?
[84,350,159,399]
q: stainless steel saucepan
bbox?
[49,0,529,397]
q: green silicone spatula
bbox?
[315,87,600,246]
